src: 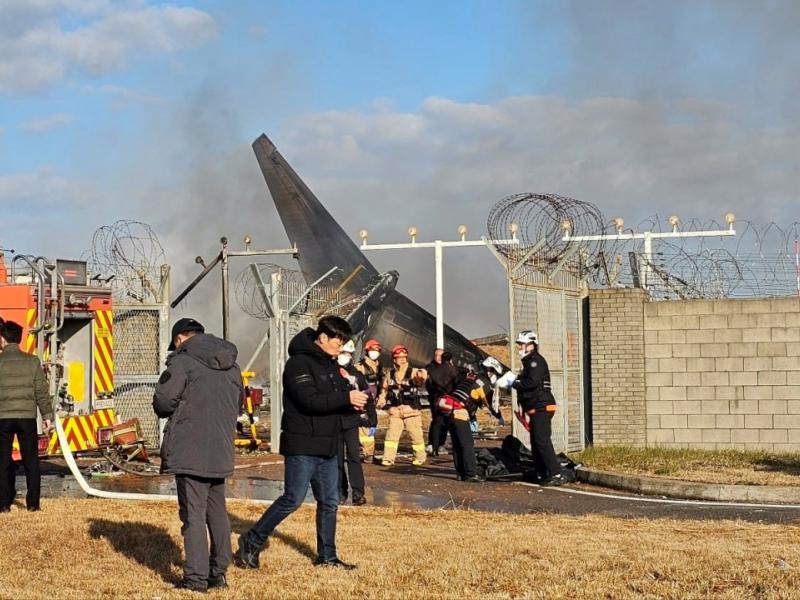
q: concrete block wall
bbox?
[589,288,648,446]
[644,296,800,452]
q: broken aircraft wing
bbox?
[252,133,489,368]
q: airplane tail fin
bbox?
[252,134,379,292]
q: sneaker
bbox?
[233,535,261,569]
[463,475,485,483]
[207,574,228,590]
[381,459,394,466]
[313,557,357,570]
[338,495,348,505]
[540,474,567,487]
[352,495,367,506]
[412,458,426,466]
[176,579,208,593]
[437,446,448,455]
[425,444,434,455]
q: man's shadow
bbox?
[88,519,182,583]
[228,511,316,560]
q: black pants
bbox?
[530,411,560,478]
[428,410,450,451]
[0,419,40,509]
[449,416,477,479]
[338,427,365,499]
[176,475,232,587]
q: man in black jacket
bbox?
[153,318,243,592]
[426,349,457,455]
[235,316,368,571]
[511,330,564,487]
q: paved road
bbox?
[30,453,800,524]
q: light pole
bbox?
[357,225,519,348]
[561,213,737,290]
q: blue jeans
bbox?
[246,455,339,561]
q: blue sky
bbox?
[2,0,799,343]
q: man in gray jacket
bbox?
[0,320,52,512]
[153,318,243,593]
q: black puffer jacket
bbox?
[280,328,352,457]
[153,333,243,478]
[512,350,556,414]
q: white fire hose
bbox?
[53,414,275,505]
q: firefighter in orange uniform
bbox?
[378,345,427,466]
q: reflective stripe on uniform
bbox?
[384,441,399,449]
[359,435,373,444]
[411,443,426,452]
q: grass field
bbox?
[574,445,800,487]
[1,498,799,599]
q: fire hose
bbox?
[53,411,275,506]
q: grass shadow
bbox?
[88,519,182,584]
[228,511,316,560]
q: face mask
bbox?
[518,349,529,359]
[367,350,380,361]
[337,353,352,366]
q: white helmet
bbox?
[342,340,356,353]
[515,330,538,346]
[481,356,504,375]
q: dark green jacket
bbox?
[0,344,53,421]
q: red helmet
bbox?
[391,344,408,357]
[364,339,381,351]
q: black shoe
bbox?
[352,495,367,506]
[313,557,357,570]
[176,579,207,593]
[233,536,261,569]
[0,506,10,513]
[540,474,567,487]
[463,475,484,483]
[27,506,40,512]
[339,495,348,505]
[207,574,228,590]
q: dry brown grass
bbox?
[576,446,800,487]
[1,498,799,599]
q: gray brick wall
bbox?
[644,296,800,451]
[589,292,800,452]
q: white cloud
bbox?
[0,2,217,93]
[20,112,74,132]
[0,168,97,207]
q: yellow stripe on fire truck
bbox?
[24,308,37,354]
[46,409,116,454]
[93,310,114,396]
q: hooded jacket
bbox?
[153,333,243,478]
[280,328,353,457]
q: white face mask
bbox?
[337,353,352,366]
[518,349,529,359]
[367,350,380,361]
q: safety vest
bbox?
[387,365,422,409]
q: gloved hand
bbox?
[496,371,516,389]
[368,427,376,437]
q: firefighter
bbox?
[378,345,427,466]
[437,371,483,482]
[511,330,564,486]
[354,339,382,461]
[337,340,369,505]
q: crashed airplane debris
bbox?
[252,134,489,368]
